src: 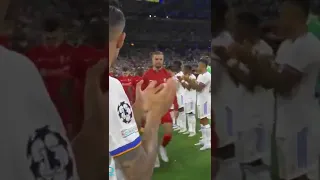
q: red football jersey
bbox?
[143,68,178,110]
[118,75,135,103]
[132,75,143,87]
[69,45,108,133]
[26,43,74,124]
[0,35,10,49]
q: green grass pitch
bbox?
[152,124,211,180]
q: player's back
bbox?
[0,46,78,180]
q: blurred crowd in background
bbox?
[0,0,211,78]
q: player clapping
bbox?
[182,59,212,151]
[177,65,197,137]
[109,5,177,180]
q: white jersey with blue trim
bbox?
[109,76,141,180]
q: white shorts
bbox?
[215,105,236,147]
[177,94,184,108]
[197,101,210,119]
[235,125,271,164]
[184,99,196,114]
[276,127,318,180]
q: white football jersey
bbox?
[211,31,242,146]
[196,71,211,105]
[0,46,79,180]
[175,71,186,95]
[275,33,320,137]
[184,74,197,102]
[211,31,241,111]
[109,76,141,180]
[236,40,274,131]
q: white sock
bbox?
[204,124,211,144]
[216,160,242,180]
[173,112,176,125]
[180,112,186,130]
[187,114,196,133]
[176,113,181,127]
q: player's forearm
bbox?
[139,112,161,178]
[71,77,108,180]
[72,129,107,180]
[118,112,160,180]
[181,81,191,90]
[226,66,255,90]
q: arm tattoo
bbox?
[114,116,159,180]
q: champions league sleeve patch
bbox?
[117,101,133,124]
[26,126,74,180]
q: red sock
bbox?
[162,134,172,147]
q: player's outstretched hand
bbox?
[136,78,177,119]
[135,80,164,112]
[148,78,177,118]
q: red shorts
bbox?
[161,112,173,124]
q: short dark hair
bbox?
[199,59,208,66]
[184,65,192,71]
[110,0,122,9]
[109,5,125,41]
[286,0,310,18]
[236,12,260,29]
[43,17,61,32]
[122,67,129,72]
[173,61,182,67]
[166,65,174,71]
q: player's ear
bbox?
[116,32,126,49]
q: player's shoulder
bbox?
[256,39,274,55]
[205,71,211,78]
[110,76,123,88]
[175,71,183,77]
[211,31,233,46]
[302,33,320,55]
[144,68,152,75]
[1,46,39,77]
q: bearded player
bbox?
[183,59,211,150]
[142,51,179,163]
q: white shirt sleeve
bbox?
[3,49,79,180]
[197,73,211,86]
[285,34,320,71]
[109,77,141,157]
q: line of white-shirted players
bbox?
[170,64,212,149]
